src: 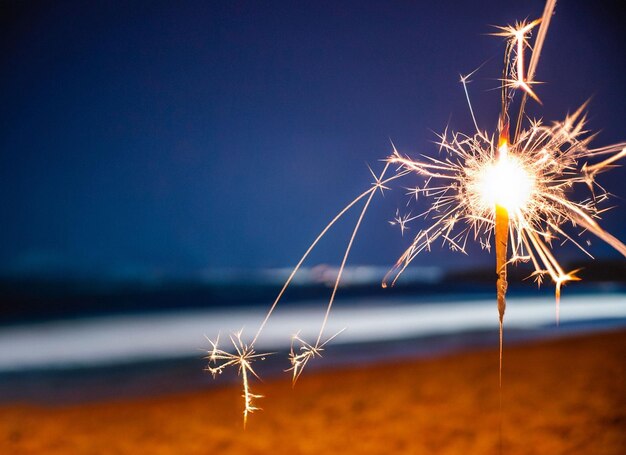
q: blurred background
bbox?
[0,0,625,404]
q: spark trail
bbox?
[205,166,408,421]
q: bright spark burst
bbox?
[207,0,626,423]
[386,104,626,298]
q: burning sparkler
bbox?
[207,0,626,421]
[384,1,626,376]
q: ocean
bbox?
[0,285,624,404]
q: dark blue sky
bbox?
[1,0,625,277]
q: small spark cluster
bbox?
[492,18,543,103]
[287,330,345,383]
[205,331,270,425]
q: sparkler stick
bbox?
[495,130,509,384]
[493,1,553,351]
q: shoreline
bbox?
[1,292,625,373]
[1,329,625,454]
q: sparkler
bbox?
[385,2,626,376]
[207,0,626,422]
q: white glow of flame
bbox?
[476,155,535,213]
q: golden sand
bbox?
[1,330,625,454]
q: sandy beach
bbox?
[1,329,624,454]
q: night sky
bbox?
[1,0,625,278]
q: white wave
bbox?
[0,294,624,371]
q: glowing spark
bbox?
[369,164,391,195]
[287,329,345,384]
[492,18,542,103]
[406,186,422,202]
[204,331,272,426]
[390,209,416,236]
[473,150,535,213]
